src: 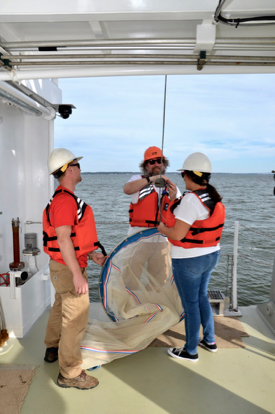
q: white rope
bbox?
[239,223,275,239]
[220,252,273,267]
[238,254,273,266]
[96,221,129,225]
[223,222,275,239]
[158,74,168,213]
[161,74,167,161]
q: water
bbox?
[76,173,275,306]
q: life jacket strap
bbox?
[145,219,160,226]
[190,223,224,236]
[95,241,107,256]
[170,197,183,214]
[47,241,106,255]
[43,231,77,247]
[181,236,221,245]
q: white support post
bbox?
[8,271,28,299]
[232,221,239,310]
[9,271,18,299]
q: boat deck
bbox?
[2,304,275,414]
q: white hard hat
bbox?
[48,148,83,175]
[178,152,212,173]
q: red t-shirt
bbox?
[49,186,87,267]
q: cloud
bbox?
[55,74,275,173]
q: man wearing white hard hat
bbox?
[42,148,107,390]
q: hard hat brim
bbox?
[50,156,83,175]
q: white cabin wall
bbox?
[0,79,62,337]
[0,79,61,274]
[22,78,61,105]
[22,115,54,270]
[0,104,25,273]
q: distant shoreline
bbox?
[81,172,271,175]
[82,172,138,174]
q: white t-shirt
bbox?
[127,174,181,237]
[171,192,220,259]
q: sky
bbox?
[54,73,275,174]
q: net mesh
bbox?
[80,228,184,368]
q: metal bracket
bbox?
[0,53,12,70]
[197,51,206,71]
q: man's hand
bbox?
[148,174,170,183]
[149,175,177,200]
[73,273,89,295]
[89,251,109,266]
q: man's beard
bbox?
[151,166,165,176]
[142,166,166,175]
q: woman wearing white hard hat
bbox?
[158,152,225,362]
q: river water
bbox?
[76,172,275,306]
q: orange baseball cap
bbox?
[144,146,165,161]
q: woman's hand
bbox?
[157,222,166,234]
[158,219,191,241]
[167,181,177,201]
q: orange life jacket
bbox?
[129,181,171,227]
[43,188,104,262]
[166,189,225,248]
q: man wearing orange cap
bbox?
[123,146,180,235]
[123,146,181,290]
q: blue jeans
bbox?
[172,250,221,355]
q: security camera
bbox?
[58,104,75,119]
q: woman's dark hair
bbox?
[184,170,222,203]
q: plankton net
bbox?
[80,228,184,368]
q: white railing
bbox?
[232,221,239,311]
[226,221,275,314]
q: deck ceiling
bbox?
[1,0,275,80]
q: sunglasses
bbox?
[148,158,162,165]
[70,162,80,169]
[181,171,185,178]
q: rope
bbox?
[22,220,275,241]
[238,254,273,266]
[221,222,275,240]
[161,74,167,160]
[223,224,236,230]
[158,74,168,213]
[96,221,129,225]
[94,221,275,245]
[239,223,275,239]
[220,252,273,267]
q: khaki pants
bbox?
[44,260,89,378]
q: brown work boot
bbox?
[57,370,99,390]
[44,347,58,363]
